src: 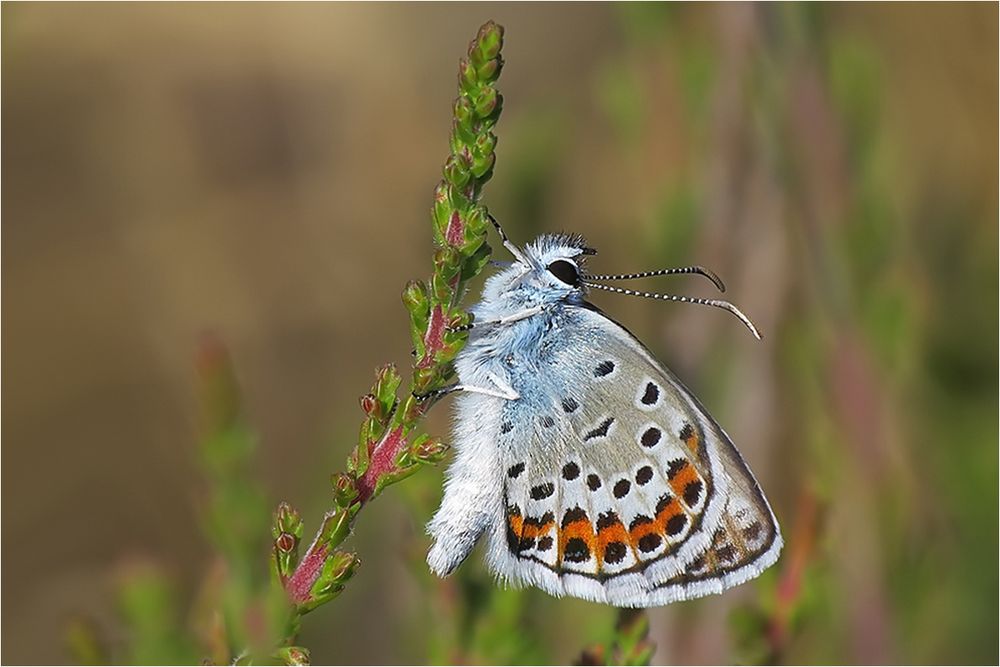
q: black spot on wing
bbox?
[564,537,590,563]
[638,533,662,553]
[594,360,615,377]
[562,462,580,480]
[613,479,631,499]
[679,423,694,441]
[526,511,554,529]
[655,494,673,514]
[629,515,653,531]
[586,474,602,491]
[641,382,660,405]
[635,466,653,485]
[585,417,614,441]
[683,480,703,506]
[666,459,688,480]
[505,505,522,551]
[665,514,687,536]
[530,482,555,500]
[640,427,661,448]
[561,397,579,413]
[507,462,525,479]
[561,506,588,528]
[604,542,627,564]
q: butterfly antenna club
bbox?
[583,281,762,340]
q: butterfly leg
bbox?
[415,374,519,402]
[449,306,545,333]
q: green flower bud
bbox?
[402,279,430,321]
[443,154,471,189]
[275,646,310,666]
[459,57,478,91]
[453,95,473,128]
[475,22,504,62]
[471,151,496,179]
[473,87,498,118]
[412,434,449,464]
[434,246,461,280]
[330,473,359,509]
[373,365,401,419]
[473,132,497,160]
[452,119,477,150]
[476,58,500,82]
[466,206,488,236]
[272,502,303,540]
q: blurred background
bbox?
[3,3,997,664]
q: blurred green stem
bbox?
[578,609,655,666]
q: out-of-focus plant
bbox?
[578,610,656,666]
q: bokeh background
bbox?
[3,3,997,665]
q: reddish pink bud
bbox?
[276,532,296,553]
[359,393,377,415]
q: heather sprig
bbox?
[267,19,505,648]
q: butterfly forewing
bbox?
[491,304,781,607]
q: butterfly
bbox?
[425,218,782,607]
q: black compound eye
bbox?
[547,259,580,286]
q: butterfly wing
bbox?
[486,303,782,607]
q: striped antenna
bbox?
[583,281,762,340]
[584,265,726,292]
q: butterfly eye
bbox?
[547,259,580,286]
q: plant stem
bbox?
[268,21,507,654]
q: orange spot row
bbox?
[668,463,700,499]
[507,510,554,542]
[559,518,596,562]
[629,518,660,544]
[508,511,523,538]
[596,519,630,558]
[655,496,687,535]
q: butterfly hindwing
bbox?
[488,303,781,607]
